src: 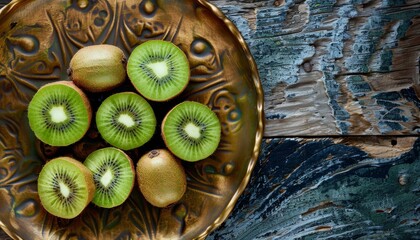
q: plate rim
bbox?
[194,0,264,239]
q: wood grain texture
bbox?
[208,136,420,239]
[210,0,420,136]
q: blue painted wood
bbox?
[209,137,420,239]
[211,0,420,136]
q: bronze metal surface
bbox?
[0,0,264,239]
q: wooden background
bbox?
[1,0,419,239]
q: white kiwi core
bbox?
[184,123,201,139]
[100,169,113,188]
[118,114,135,127]
[147,61,168,79]
[50,106,68,123]
[59,181,71,198]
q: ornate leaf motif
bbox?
[121,0,170,48]
[209,89,243,135]
[49,0,175,56]
[126,190,160,239]
[2,25,61,101]
[189,37,222,80]
[64,0,114,46]
[100,208,123,230]
[0,112,40,187]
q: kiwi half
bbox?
[136,149,187,208]
[68,44,127,93]
[162,101,221,162]
[127,40,190,102]
[37,157,95,219]
[28,81,91,146]
[83,147,135,208]
[96,92,156,150]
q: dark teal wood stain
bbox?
[209,138,420,239]
[214,0,420,135]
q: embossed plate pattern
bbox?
[0,0,264,239]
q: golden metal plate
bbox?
[0,0,264,239]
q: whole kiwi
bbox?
[68,44,127,92]
[136,149,187,208]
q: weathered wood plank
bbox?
[209,136,420,239]
[210,0,420,136]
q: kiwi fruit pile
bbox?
[27,40,222,219]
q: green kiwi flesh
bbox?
[28,81,91,146]
[136,149,186,208]
[96,92,156,150]
[37,157,95,219]
[83,147,135,208]
[162,101,221,162]
[68,44,127,93]
[127,40,190,101]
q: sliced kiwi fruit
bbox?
[96,92,156,150]
[127,40,190,102]
[68,44,127,93]
[162,101,221,162]
[83,147,135,208]
[137,149,186,208]
[28,81,91,147]
[37,157,95,219]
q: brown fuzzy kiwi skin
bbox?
[39,157,95,219]
[119,150,136,203]
[136,149,187,208]
[123,150,136,194]
[68,44,127,93]
[161,115,168,145]
[160,103,175,152]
